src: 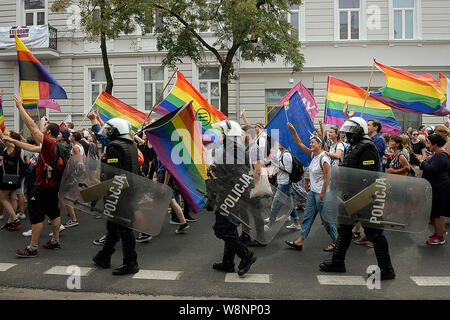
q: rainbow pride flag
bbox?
[144,101,207,214]
[375,60,445,114]
[0,97,5,133]
[439,73,450,110]
[325,76,401,135]
[153,71,226,144]
[15,33,67,100]
[23,100,37,109]
[93,91,147,132]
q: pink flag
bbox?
[37,99,61,112]
[278,81,319,120]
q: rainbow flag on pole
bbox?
[325,76,401,135]
[15,33,67,100]
[144,101,207,214]
[153,71,227,144]
[93,91,147,132]
[374,60,445,114]
[0,97,5,133]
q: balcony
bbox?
[0,25,60,60]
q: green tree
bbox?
[152,0,305,116]
[51,0,155,94]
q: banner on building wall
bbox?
[0,25,49,49]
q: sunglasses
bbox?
[412,134,418,136]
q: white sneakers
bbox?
[286,223,302,231]
[17,214,26,220]
[22,229,32,237]
[49,224,66,237]
[264,216,287,224]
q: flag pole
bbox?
[138,68,178,132]
[361,59,376,117]
[76,91,102,131]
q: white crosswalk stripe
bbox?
[225,273,271,284]
[44,266,93,276]
[0,263,16,272]
[317,275,367,286]
[133,270,183,280]
[410,276,450,286]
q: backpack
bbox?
[280,151,304,183]
[257,135,271,159]
[41,142,71,183]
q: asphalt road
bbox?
[0,208,449,300]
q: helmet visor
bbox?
[340,120,360,134]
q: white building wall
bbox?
[0,0,449,133]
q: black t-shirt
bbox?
[79,140,89,156]
[412,141,426,155]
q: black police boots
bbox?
[372,234,396,280]
[112,263,139,276]
[93,249,115,269]
[319,226,352,273]
[238,252,257,277]
[212,262,235,273]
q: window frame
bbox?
[23,0,48,26]
[142,66,166,111]
[389,0,422,40]
[198,66,221,111]
[84,66,114,114]
[334,0,367,41]
[285,3,306,41]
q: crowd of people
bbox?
[0,93,449,278]
[0,95,197,274]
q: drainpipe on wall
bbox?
[235,48,240,124]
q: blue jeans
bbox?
[269,184,299,223]
[300,191,337,240]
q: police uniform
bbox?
[210,123,257,276]
[93,125,140,275]
[320,119,395,280]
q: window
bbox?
[90,69,108,104]
[392,109,421,132]
[199,67,220,109]
[338,0,360,40]
[265,89,289,123]
[393,0,415,39]
[286,4,300,40]
[143,67,164,110]
[24,0,47,26]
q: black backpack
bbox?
[280,151,304,183]
[51,143,72,182]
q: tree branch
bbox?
[154,3,225,65]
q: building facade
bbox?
[0,0,449,136]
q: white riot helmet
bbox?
[213,120,242,137]
[340,116,369,145]
[100,118,133,141]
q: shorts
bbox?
[29,186,60,224]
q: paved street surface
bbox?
[0,210,449,300]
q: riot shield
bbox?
[206,164,294,245]
[322,166,432,232]
[59,155,173,236]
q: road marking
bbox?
[410,277,450,286]
[44,266,93,276]
[225,273,271,284]
[133,270,183,281]
[0,263,16,272]
[317,275,367,286]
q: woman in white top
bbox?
[325,126,345,167]
[284,123,338,252]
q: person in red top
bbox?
[11,94,63,257]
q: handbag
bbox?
[2,158,20,187]
[250,167,273,198]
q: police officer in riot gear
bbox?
[319,117,396,280]
[209,120,257,277]
[92,118,140,275]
